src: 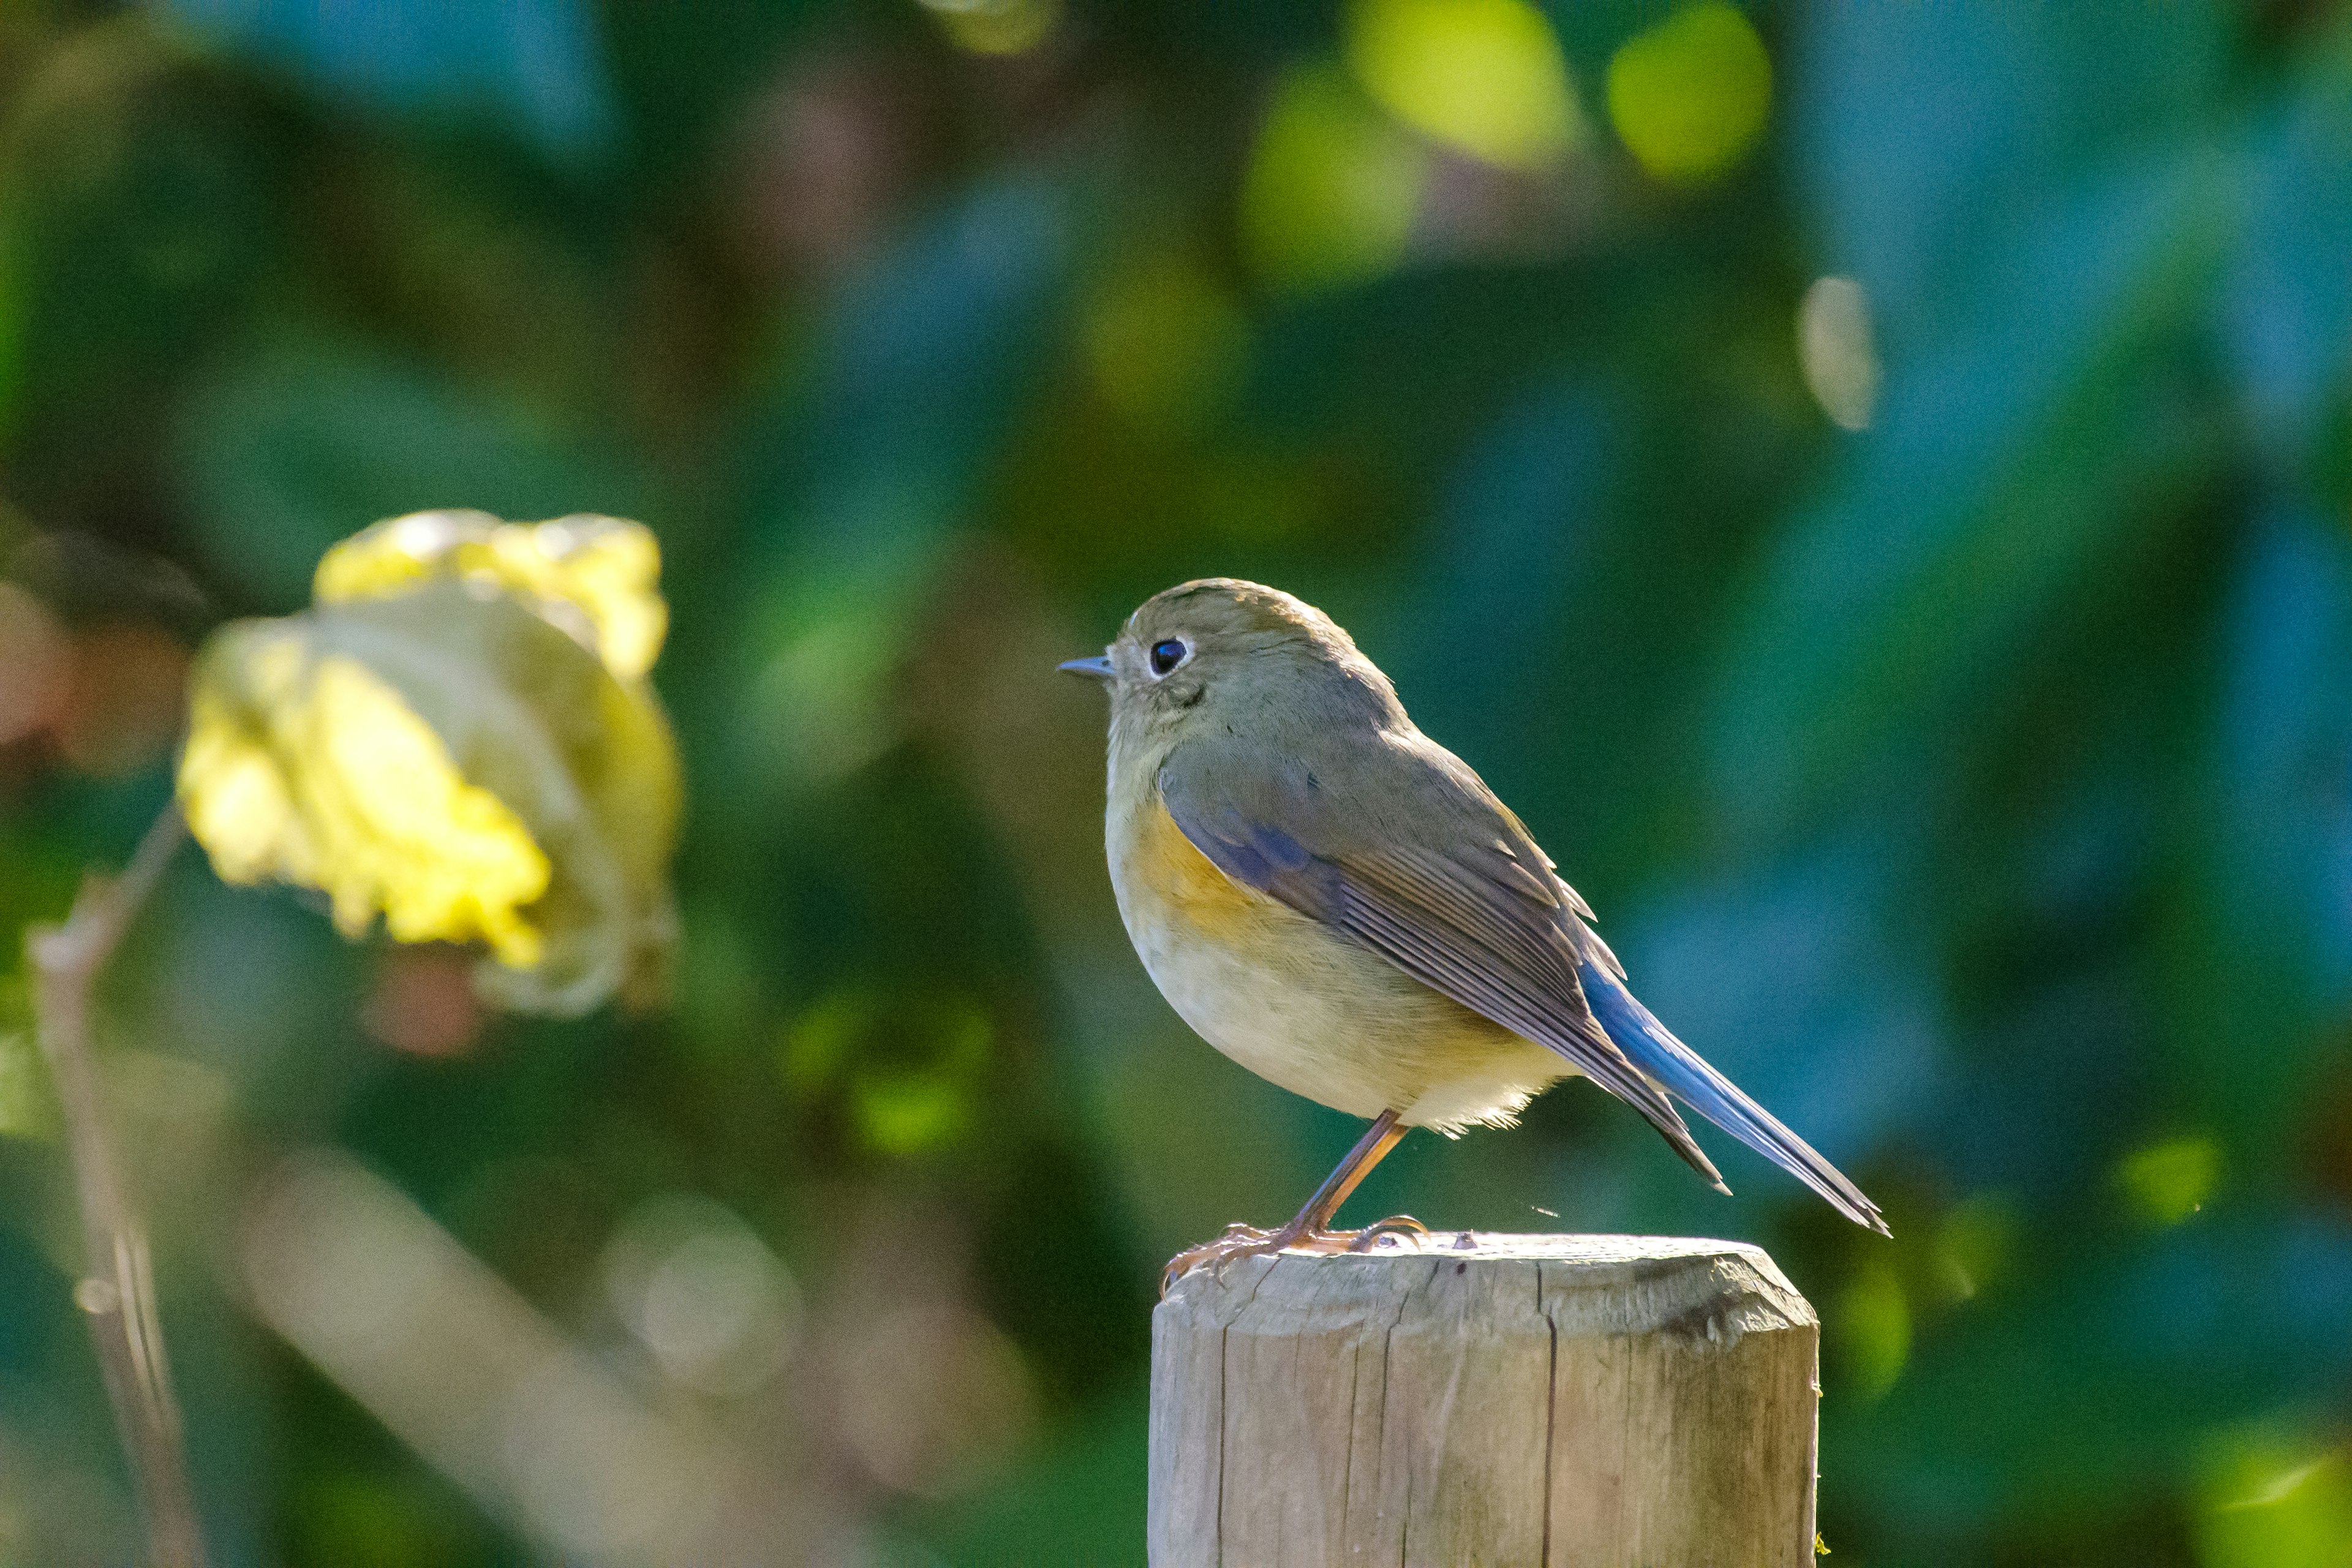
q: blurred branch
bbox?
[25,803,206,1568]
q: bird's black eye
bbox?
[1149,639,1188,677]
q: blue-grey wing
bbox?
[1160,729,1890,1234]
[1156,747,1725,1187]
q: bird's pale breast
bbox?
[1109,793,1569,1131]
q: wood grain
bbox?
[1148,1234,1819,1567]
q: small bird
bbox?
[1063,579,1887,1291]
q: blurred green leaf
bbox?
[0,977,56,1141]
[734,176,1076,799]
[164,0,616,159]
[1240,62,1428,292]
[1710,150,2237,839]
[1838,1216,2352,1530]
[2116,1135,2223,1228]
[1795,0,2227,339]
[1346,0,1583,172]
[781,987,993,1158]
[175,340,644,608]
[2164,516,2352,1157]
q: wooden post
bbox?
[1148,1234,1819,1567]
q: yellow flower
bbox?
[178,513,680,1016]
[182,633,550,967]
[314,510,667,681]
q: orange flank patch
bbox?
[1139,799,1272,942]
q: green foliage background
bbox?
[2,1,2351,1562]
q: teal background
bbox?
[2,2,2351,1562]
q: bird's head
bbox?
[1060,578,1400,753]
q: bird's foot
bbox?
[1160,1213,1434,1297]
[1347,1214,1430,1251]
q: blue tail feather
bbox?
[1580,960,1890,1236]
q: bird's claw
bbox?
[1160,1213,1435,1297]
[1159,1226,1275,1297]
[1347,1214,1430,1251]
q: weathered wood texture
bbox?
[1148,1234,1819,1567]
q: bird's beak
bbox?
[1058,654,1114,680]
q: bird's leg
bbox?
[1161,1109,1429,1295]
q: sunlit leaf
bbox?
[781,988,993,1157]
[919,0,1061,57]
[1836,1264,1910,1400]
[1934,1195,2020,1305]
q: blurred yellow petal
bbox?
[1606,2,1772,187]
[315,510,668,681]
[1346,0,1582,171]
[181,628,551,969]
[307,658,549,964]
[179,575,680,1017]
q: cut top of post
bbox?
[1163,1231,1814,1338]
[1150,1234,1821,1568]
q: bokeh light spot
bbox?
[918,0,1060,56]
[1241,64,1430,292]
[781,989,993,1156]
[1933,1193,2018,1305]
[835,1302,1036,1498]
[2117,1134,2222,1226]
[1836,1264,1909,1398]
[1605,2,1771,186]
[1344,0,1583,172]
[1081,253,1251,435]
[601,1196,801,1399]
[1798,275,1880,431]
[855,1069,971,1155]
[2198,1434,2352,1568]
